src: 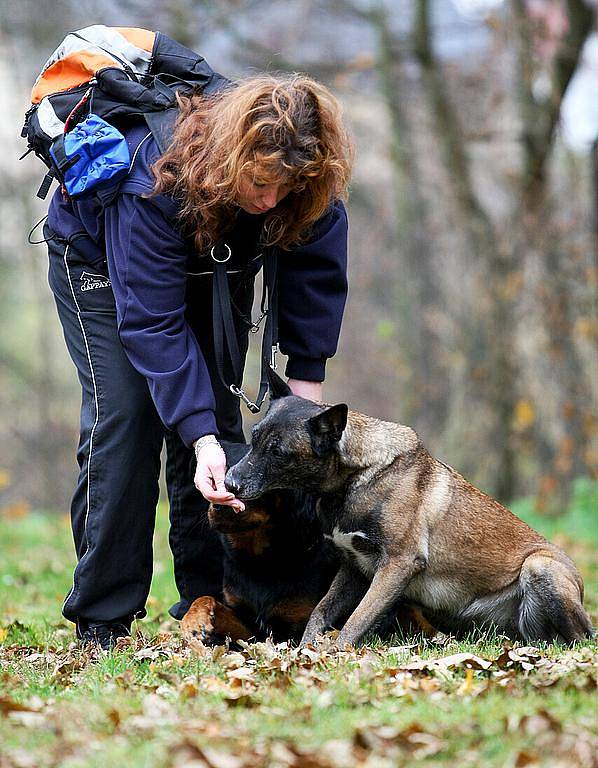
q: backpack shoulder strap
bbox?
[95,109,179,208]
[144,107,179,154]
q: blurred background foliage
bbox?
[0,0,596,516]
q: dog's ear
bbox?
[267,366,293,399]
[307,404,348,457]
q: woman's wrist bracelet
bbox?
[193,434,222,460]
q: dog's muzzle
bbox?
[225,453,269,500]
[224,471,243,497]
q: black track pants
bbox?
[46,231,252,629]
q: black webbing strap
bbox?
[144,108,180,154]
[212,242,278,413]
[254,248,278,408]
[37,135,81,199]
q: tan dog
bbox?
[225,374,594,647]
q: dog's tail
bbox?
[518,550,594,644]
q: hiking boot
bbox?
[79,621,131,651]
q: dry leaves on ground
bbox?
[1,630,596,768]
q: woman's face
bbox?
[236,177,292,215]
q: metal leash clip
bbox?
[250,309,267,333]
[229,384,260,414]
[270,343,279,370]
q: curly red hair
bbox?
[152,74,353,251]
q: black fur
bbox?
[308,405,348,457]
[519,570,594,643]
[210,484,340,643]
[267,366,293,400]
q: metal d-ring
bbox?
[210,243,232,263]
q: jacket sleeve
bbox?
[104,193,218,446]
[277,200,349,382]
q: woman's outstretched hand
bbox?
[194,441,245,511]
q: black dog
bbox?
[182,443,339,645]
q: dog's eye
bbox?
[269,443,286,458]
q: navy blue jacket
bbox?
[48,124,348,446]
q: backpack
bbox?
[21,25,229,200]
[23,26,276,413]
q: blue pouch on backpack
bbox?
[49,114,131,197]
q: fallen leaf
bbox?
[400,652,492,672]
[515,750,540,767]
[518,709,561,736]
[106,708,121,728]
[211,645,226,662]
[221,652,247,669]
[222,690,256,708]
[226,666,255,681]
[0,748,38,768]
[22,652,46,663]
[457,667,475,695]
[196,747,244,768]
[140,693,176,720]
[179,679,199,699]
[51,658,80,679]
[7,711,47,727]
[387,644,417,654]
[133,647,162,661]
[0,696,36,715]
[300,646,321,663]
[495,645,542,671]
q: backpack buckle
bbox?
[37,169,56,200]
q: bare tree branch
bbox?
[413,0,496,245]
[513,0,595,198]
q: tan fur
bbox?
[224,527,272,556]
[223,587,241,608]
[181,596,252,645]
[208,502,274,556]
[302,409,593,646]
[393,604,438,637]
[270,599,316,626]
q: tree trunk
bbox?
[414,0,519,500]
[371,4,447,432]
[511,0,595,512]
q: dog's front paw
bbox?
[299,629,317,647]
[299,628,329,648]
[335,630,355,649]
[181,596,220,646]
[299,630,344,654]
[181,596,254,647]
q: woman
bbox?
[45,73,352,649]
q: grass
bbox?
[0,479,596,767]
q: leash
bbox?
[211,241,278,413]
